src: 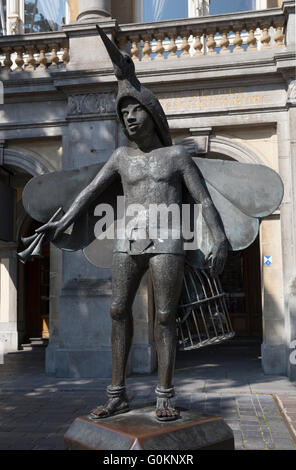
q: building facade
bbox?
[0,0,295,380]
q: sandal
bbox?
[88,385,130,420]
[155,386,179,422]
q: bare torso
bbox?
[117,145,183,209]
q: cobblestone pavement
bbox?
[0,344,295,451]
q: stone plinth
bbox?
[64,406,234,450]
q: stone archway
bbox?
[209,134,264,164]
[0,149,52,351]
[3,148,54,176]
[205,135,264,339]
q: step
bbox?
[20,338,48,351]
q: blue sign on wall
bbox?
[264,256,272,267]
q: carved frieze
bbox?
[67,93,116,117]
[287,80,296,106]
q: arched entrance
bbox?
[18,217,50,346]
[0,148,52,351]
[206,136,264,340]
[220,236,262,339]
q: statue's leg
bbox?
[89,253,147,420]
[149,254,185,421]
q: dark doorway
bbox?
[19,219,50,343]
[220,235,262,338]
[24,241,50,340]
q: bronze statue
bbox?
[19,26,284,422]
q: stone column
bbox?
[260,217,286,374]
[188,0,210,17]
[77,0,111,22]
[45,245,63,375]
[282,1,295,49]
[6,0,23,34]
[286,79,296,380]
[0,243,18,352]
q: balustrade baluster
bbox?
[129,35,140,61]
[246,24,257,51]
[49,44,60,68]
[25,45,36,70]
[117,35,128,54]
[180,30,191,58]
[15,47,25,71]
[220,28,230,54]
[36,44,48,70]
[193,30,203,56]
[167,31,178,60]
[233,24,244,53]
[274,21,285,47]
[2,48,13,71]
[260,23,271,49]
[141,34,152,61]
[155,33,165,60]
[62,45,70,67]
[206,30,217,55]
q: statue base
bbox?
[64,405,234,450]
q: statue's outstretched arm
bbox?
[36,151,119,241]
[179,149,228,275]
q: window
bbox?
[24,0,66,33]
[210,0,256,15]
[144,0,188,22]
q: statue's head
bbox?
[119,97,155,141]
[96,25,172,147]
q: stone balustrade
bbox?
[0,4,291,72]
[116,7,286,61]
[0,32,69,72]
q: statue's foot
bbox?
[156,397,179,421]
[88,385,129,420]
[155,386,179,422]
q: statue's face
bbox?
[120,97,154,139]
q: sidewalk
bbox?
[0,342,295,450]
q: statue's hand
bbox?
[207,238,228,277]
[35,220,65,241]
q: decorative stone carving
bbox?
[67,93,116,116]
[287,80,296,105]
[8,16,21,35]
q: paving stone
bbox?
[240,424,261,431]
[274,439,296,450]
[1,349,295,450]
[243,438,266,450]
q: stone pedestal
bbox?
[64,406,234,450]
